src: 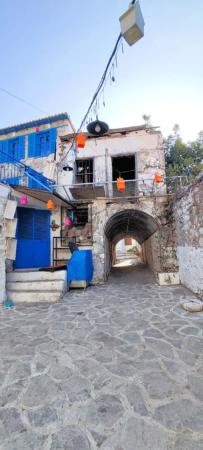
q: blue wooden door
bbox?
[15,208,50,269]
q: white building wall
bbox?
[116,238,137,253]
[57,129,166,197]
[0,184,11,303]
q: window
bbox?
[112,155,135,181]
[28,128,57,158]
[76,159,93,184]
[0,136,25,162]
[9,139,19,159]
[36,132,50,157]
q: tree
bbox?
[142,114,153,132]
[164,125,203,183]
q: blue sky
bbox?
[0,0,202,142]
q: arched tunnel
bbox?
[104,209,159,278]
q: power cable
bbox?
[0,87,49,115]
[60,32,123,167]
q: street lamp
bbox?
[119,0,145,47]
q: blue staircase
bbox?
[0,150,55,192]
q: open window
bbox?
[76,159,93,184]
[112,155,135,181]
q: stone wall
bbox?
[91,198,166,284]
[0,184,11,303]
[173,172,203,294]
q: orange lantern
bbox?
[117,177,125,191]
[76,131,86,148]
[47,200,54,210]
[155,173,162,183]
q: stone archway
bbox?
[104,209,159,279]
[91,200,163,284]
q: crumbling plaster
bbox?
[57,129,166,191]
[0,184,11,303]
[173,172,203,294]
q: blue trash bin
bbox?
[67,250,93,291]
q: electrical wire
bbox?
[0,87,49,115]
[60,32,123,167]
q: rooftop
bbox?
[61,124,160,142]
[0,113,75,135]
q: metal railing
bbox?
[0,150,55,192]
[54,178,167,201]
[53,236,76,266]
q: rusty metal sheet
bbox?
[70,186,106,200]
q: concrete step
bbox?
[7,280,66,292]
[7,291,62,303]
[7,270,67,283]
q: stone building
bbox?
[0,117,172,301]
[55,125,167,284]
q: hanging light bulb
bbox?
[62,165,74,172]
[95,124,101,133]
[87,119,109,136]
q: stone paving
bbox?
[1,267,203,449]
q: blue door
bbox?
[15,208,50,269]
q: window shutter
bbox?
[34,211,48,240]
[28,133,36,157]
[50,128,57,154]
[0,139,9,162]
[19,136,25,160]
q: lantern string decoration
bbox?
[65,217,71,226]
[76,131,86,148]
[21,195,27,206]
[154,173,162,183]
[117,177,125,191]
[47,200,54,210]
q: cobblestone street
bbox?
[1,264,203,449]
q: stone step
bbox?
[7,290,62,303]
[7,270,67,283]
[7,280,66,292]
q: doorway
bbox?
[15,208,50,269]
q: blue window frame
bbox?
[36,132,50,157]
[0,136,25,162]
[28,128,57,158]
[9,138,19,159]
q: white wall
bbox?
[0,184,11,303]
[116,238,137,253]
[177,246,203,295]
[173,173,203,295]
[57,129,166,198]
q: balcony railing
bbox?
[54,178,168,202]
[0,151,55,192]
